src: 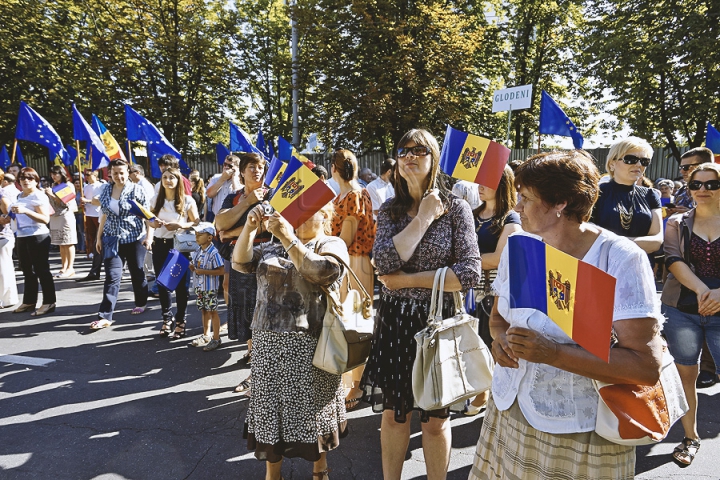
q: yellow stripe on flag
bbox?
[544,244,578,338]
[269,164,286,189]
[451,135,491,182]
[270,164,321,213]
[100,130,123,160]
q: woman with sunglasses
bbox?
[46,165,78,278]
[661,163,720,466]
[591,137,663,254]
[361,129,481,480]
[10,168,56,315]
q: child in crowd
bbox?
[188,222,225,351]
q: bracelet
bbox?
[284,239,299,253]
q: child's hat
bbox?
[191,222,216,236]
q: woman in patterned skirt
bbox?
[233,201,348,480]
[360,128,482,480]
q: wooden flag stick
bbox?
[10,139,17,165]
[537,134,541,154]
[127,140,132,164]
[76,140,86,224]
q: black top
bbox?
[591,180,661,238]
[475,210,521,254]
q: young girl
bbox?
[189,222,225,351]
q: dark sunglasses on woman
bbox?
[688,179,720,191]
[621,154,651,167]
[397,145,430,158]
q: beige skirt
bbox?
[49,210,78,246]
[469,398,636,480]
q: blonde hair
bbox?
[690,163,720,181]
[605,137,653,176]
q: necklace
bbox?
[616,188,635,231]
[476,215,494,231]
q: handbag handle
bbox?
[428,267,467,326]
[317,251,374,319]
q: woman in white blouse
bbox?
[469,151,664,480]
[149,167,199,339]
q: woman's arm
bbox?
[668,261,720,316]
[18,202,51,224]
[630,209,663,253]
[216,189,264,232]
[96,214,107,253]
[392,191,445,262]
[481,223,522,270]
[378,269,462,292]
[231,206,262,267]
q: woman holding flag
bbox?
[469,151,664,479]
[46,165,78,278]
[361,129,482,480]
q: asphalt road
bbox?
[1,253,718,479]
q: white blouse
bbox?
[151,196,194,239]
[490,228,663,434]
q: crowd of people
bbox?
[1,133,719,480]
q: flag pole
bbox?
[127,140,132,164]
[10,139,17,165]
[537,134,541,153]
[77,140,86,227]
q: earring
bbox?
[556,211,561,218]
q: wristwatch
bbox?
[284,239,299,253]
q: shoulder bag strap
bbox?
[317,250,374,319]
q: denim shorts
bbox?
[662,304,720,372]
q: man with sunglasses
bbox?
[206,154,242,223]
[670,147,714,216]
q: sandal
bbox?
[237,351,252,365]
[90,319,113,330]
[234,377,252,394]
[673,437,700,465]
[345,397,361,412]
[159,316,174,337]
[131,306,146,315]
[171,321,186,339]
[312,468,330,479]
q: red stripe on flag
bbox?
[572,261,616,362]
[474,141,509,189]
[278,181,335,229]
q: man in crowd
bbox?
[365,158,395,219]
[154,155,192,195]
[7,163,22,191]
[129,165,156,200]
[358,167,375,188]
[76,170,106,282]
[1,172,21,202]
[670,147,713,214]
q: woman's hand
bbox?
[491,332,519,368]
[417,189,444,224]
[698,288,720,316]
[11,204,27,215]
[148,219,164,229]
[243,188,265,207]
[377,272,408,290]
[96,238,102,254]
[164,221,182,231]
[266,212,293,241]
[142,236,152,250]
[505,327,558,366]
[245,204,265,232]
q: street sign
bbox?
[492,85,533,113]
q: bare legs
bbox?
[264,453,328,480]
[676,363,701,441]
[59,244,76,275]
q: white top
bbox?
[82,181,105,217]
[452,180,481,210]
[2,184,21,203]
[151,195,194,239]
[326,178,340,195]
[366,177,395,218]
[13,190,51,237]
[490,229,663,434]
[137,177,155,200]
[108,198,120,216]
[207,173,239,217]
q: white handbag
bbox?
[312,252,375,375]
[593,340,688,445]
[173,230,198,252]
[412,267,494,411]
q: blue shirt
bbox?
[192,243,223,291]
[99,182,149,244]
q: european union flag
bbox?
[15,143,26,167]
[707,122,720,155]
[256,129,272,160]
[229,122,262,155]
[539,90,584,149]
[124,105,190,177]
[157,249,190,292]
[216,142,231,166]
[0,146,10,170]
[73,104,109,170]
[15,101,70,164]
[277,136,293,161]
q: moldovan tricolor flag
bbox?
[52,183,76,204]
[270,157,335,229]
[91,114,126,161]
[265,155,286,189]
[439,125,510,190]
[129,199,156,221]
[508,234,616,362]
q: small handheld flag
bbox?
[508,235,616,361]
[256,129,272,160]
[265,156,287,189]
[128,199,156,221]
[52,183,76,204]
[157,249,190,292]
[278,135,314,168]
[439,125,510,189]
[706,122,720,163]
[270,156,335,229]
[539,90,584,149]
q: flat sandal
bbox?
[673,437,700,465]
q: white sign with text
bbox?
[492,85,533,112]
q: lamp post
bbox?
[290,0,299,148]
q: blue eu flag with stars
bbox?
[539,90,584,149]
[15,101,70,164]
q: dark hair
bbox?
[109,159,129,169]
[681,147,713,164]
[472,165,517,235]
[152,168,185,216]
[387,128,451,222]
[50,165,69,184]
[225,154,241,167]
[129,164,144,175]
[237,153,266,183]
[158,154,179,169]
[19,167,41,183]
[312,165,328,179]
[380,158,396,175]
[331,149,358,182]
[515,150,599,223]
[189,170,206,204]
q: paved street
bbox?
[1,253,719,479]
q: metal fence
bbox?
[15,146,690,183]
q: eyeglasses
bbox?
[679,163,704,172]
[223,163,235,168]
[18,176,36,181]
[688,180,720,191]
[621,155,651,167]
[397,145,430,158]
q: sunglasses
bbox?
[679,163,704,172]
[620,155,651,167]
[19,176,36,181]
[397,145,431,158]
[223,163,235,168]
[688,180,720,191]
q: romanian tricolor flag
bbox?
[52,183,76,204]
[91,114,126,161]
[508,235,616,362]
[439,125,510,190]
[129,199,156,221]
[265,156,286,189]
[270,156,335,229]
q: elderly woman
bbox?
[46,165,78,277]
[591,137,663,255]
[360,129,482,480]
[661,163,720,465]
[233,202,348,480]
[10,168,56,315]
[469,151,664,480]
